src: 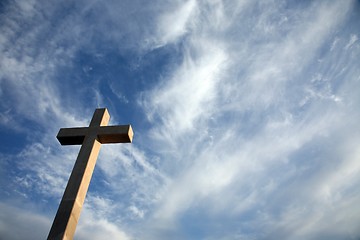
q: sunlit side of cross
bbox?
[47,108,133,240]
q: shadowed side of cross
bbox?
[47,108,133,240]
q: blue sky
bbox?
[1,0,360,239]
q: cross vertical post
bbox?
[47,108,133,240]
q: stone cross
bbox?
[47,108,133,240]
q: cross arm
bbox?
[97,125,133,143]
[57,127,88,145]
[57,125,133,145]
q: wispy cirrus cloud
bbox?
[134,1,360,239]
[155,0,198,46]
[142,41,227,144]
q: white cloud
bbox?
[76,203,131,240]
[129,205,145,219]
[0,202,51,240]
[345,34,358,49]
[143,40,227,145]
[14,142,78,198]
[94,144,168,222]
[0,1,91,132]
[156,0,198,46]
[134,2,360,239]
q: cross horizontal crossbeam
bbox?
[57,125,133,145]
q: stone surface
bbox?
[47,108,133,240]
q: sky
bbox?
[0,0,360,239]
